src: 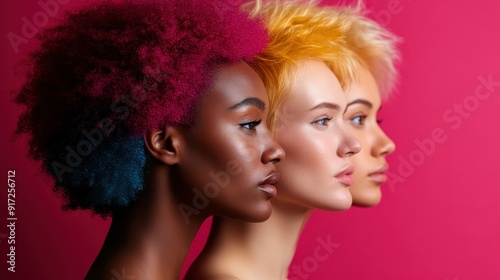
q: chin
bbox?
[331,202,353,211]
[351,187,382,207]
[237,203,273,223]
[319,192,353,211]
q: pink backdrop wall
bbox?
[1,0,499,279]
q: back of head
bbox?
[15,0,268,216]
[332,1,400,98]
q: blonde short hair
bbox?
[336,1,400,97]
[244,0,400,131]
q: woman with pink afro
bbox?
[14,0,284,278]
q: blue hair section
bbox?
[50,137,147,216]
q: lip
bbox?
[367,165,389,184]
[334,165,355,186]
[258,172,280,199]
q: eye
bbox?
[351,115,367,126]
[240,119,262,130]
[312,117,333,126]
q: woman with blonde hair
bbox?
[340,2,399,207]
[184,1,378,279]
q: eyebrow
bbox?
[308,102,341,112]
[229,97,266,111]
[346,99,373,108]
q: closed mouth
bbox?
[258,172,280,199]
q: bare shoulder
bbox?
[184,250,247,280]
[184,259,242,280]
[184,274,241,280]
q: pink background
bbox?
[1,0,499,279]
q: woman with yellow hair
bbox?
[185,1,359,278]
[340,3,399,207]
[185,0,399,278]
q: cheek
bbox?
[281,124,324,155]
[275,131,352,210]
[204,135,263,190]
[193,129,245,167]
[278,131,311,167]
[181,135,240,190]
[276,130,332,189]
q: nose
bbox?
[337,128,361,158]
[372,127,395,157]
[261,130,285,164]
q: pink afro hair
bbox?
[14,0,268,216]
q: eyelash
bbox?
[240,119,262,130]
[312,117,333,126]
[351,115,384,126]
[351,115,367,126]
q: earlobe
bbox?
[143,126,184,165]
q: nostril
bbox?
[378,140,395,157]
[272,150,284,163]
[353,141,362,155]
[345,150,356,158]
[262,144,285,164]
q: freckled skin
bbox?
[344,67,396,207]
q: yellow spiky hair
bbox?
[244,0,400,131]
[335,1,400,98]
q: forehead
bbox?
[283,60,345,111]
[203,61,267,108]
[345,67,381,106]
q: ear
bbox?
[143,126,185,165]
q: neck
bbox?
[196,199,311,280]
[86,165,206,280]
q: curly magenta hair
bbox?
[15,0,268,216]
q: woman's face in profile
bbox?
[344,67,396,207]
[271,60,361,211]
[178,61,284,223]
